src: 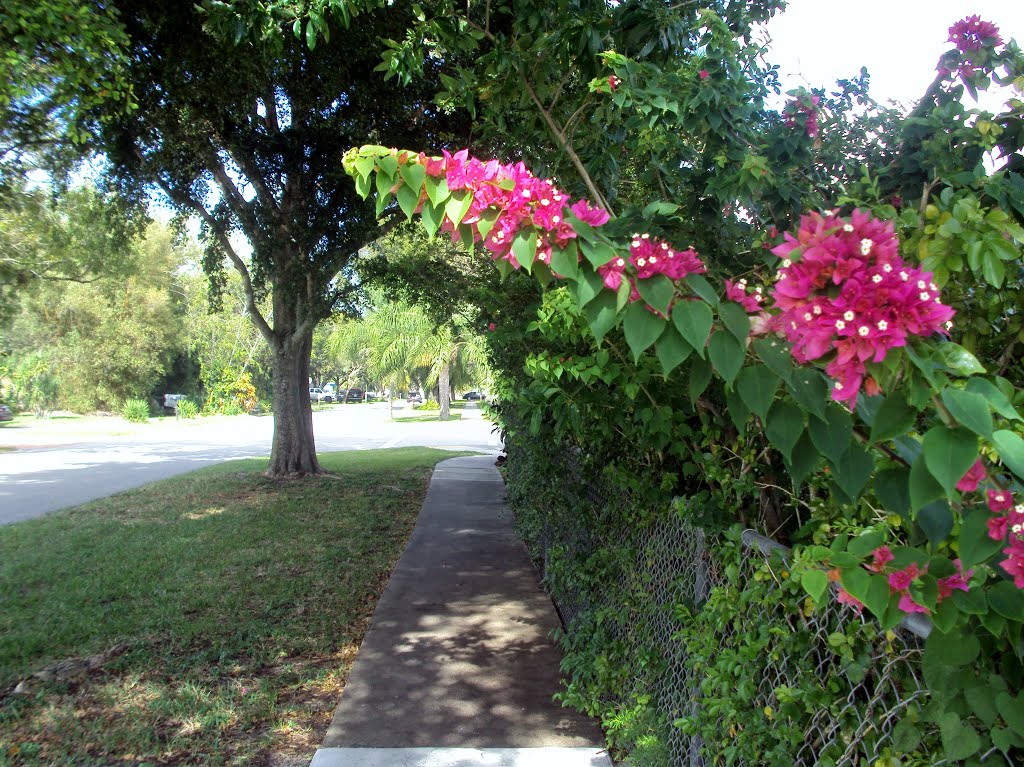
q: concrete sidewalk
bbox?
[310,455,610,767]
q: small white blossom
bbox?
[900,271,909,281]
[835,381,844,390]
[637,258,647,267]
[804,312,813,321]
[872,274,883,284]
[878,320,888,331]
[883,264,893,273]
[813,306,822,315]
[860,239,873,255]
[945,321,953,330]
[843,311,855,321]
[843,224,854,232]
[836,320,846,330]
[920,292,930,301]
[782,259,792,268]
[649,256,657,264]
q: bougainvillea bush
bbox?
[341,12,1024,766]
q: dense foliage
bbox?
[343,8,1024,762]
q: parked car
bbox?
[309,387,329,402]
[0,404,13,422]
[463,391,485,401]
[407,391,423,404]
[340,388,364,402]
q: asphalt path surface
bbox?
[0,402,502,525]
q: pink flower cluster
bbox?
[955,459,1024,588]
[725,278,766,313]
[784,94,821,138]
[418,149,610,273]
[939,16,1002,80]
[769,210,955,408]
[864,546,971,615]
[596,234,706,312]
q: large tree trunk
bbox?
[267,327,322,477]
[439,362,451,421]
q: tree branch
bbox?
[154,176,277,349]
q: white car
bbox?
[309,387,332,402]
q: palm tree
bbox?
[329,300,489,420]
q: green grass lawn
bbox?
[0,448,468,766]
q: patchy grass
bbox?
[395,412,464,423]
[0,448,468,766]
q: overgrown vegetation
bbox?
[0,447,466,766]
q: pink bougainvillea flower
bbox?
[570,199,611,228]
[1000,538,1024,589]
[836,587,864,613]
[988,514,1009,542]
[868,545,894,573]
[987,489,1015,513]
[784,93,821,138]
[887,563,920,593]
[724,279,765,314]
[769,210,955,408]
[956,459,986,492]
[937,559,973,602]
[598,255,629,291]
[608,75,622,91]
[948,16,1002,52]
[898,593,930,615]
[699,69,710,80]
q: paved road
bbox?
[0,403,503,525]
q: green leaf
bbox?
[959,509,1003,569]
[765,400,804,463]
[988,581,1024,622]
[864,575,891,618]
[398,161,426,192]
[996,692,1024,733]
[420,199,443,238]
[624,303,667,362]
[655,327,693,375]
[305,18,318,49]
[354,154,375,179]
[672,300,713,358]
[736,365,780,421]
[636,275,675,316]
[927,629,980,667]
[892,719,922,752]
[936,343,986,376]
[718,302,750,344]
[801,569,829,604]
[832,445,874,501]
[444,191,473,227]
[952,587,987,615]
[396,183,420,220]
[909,454,945,513]
[580,239,618,269]
[965,685,1000,726]
[584,292,619,345]
[873,467,910,517]
[918,500,953,545]
[839,566,870,603]
[941,388,993,438]
[992,429,1024,480]
[377,154,398,177]
[965,378,1023,421]
[510,229,538,272]
[870,394,918,443]
[707,330,744,386]
[847,530,885,558]
[572,268,605,309]
[922,426,978,494]
[938,713,981,760]
[549,241,579,280]
[424,175,451,207]
[753,338,794,384]
[688,357,713,403]
[725,387,750,434]
[684,274,719,305]
[787,369,827,419]
[809,406,853,463]
[785,432,818,490]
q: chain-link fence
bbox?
[508,455,935,767]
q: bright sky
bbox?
[764,0,1023,109]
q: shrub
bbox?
[418,399,440,410]
[121,399,150,423]
[176,399,199,419]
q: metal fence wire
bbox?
[507,456,932,767]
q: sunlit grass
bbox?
[0,447,469,766]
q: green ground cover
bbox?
[0,448,467,766]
